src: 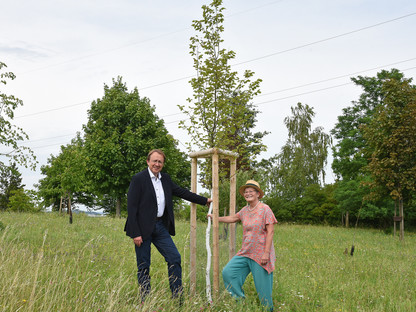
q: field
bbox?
[0,212,415,312]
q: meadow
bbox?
[0,212,415,312]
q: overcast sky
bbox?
[2,0,416,190]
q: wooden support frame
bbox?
[189,148,238,296]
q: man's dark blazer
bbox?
[124,169,208,241]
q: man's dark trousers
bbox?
[135,219,182,300]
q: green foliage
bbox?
[332,178,394,227]
[36,134,93,211]
[331,69,408,181]
[294,184,337,224]
[267,103,331,203]
[0,61,37,171]
[329,69,415,229]
[8,188,40,212]
[179,0,266,185]
[83,76,189,215]
[0,163,23,210]
[362,78,416,202]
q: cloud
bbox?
[0,42,50,60]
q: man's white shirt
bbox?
[148,168,166,217]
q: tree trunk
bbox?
[394,200,397,237]
[68,194,73,224]
[399,198,404,241]
[116,197,121,218]
[59,196,63,214]
[345,211,349,228]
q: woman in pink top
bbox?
[208,180,277,311]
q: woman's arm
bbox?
[207,214,240,223]
[260,223,275,265]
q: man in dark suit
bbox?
[125,149,211,301]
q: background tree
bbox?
[362,78,416,239]
[179,0,265,185]
[0,163,24,210]
[0,61,36,171]
[334,179,366,227]
[293,183,337,224]
[331,69,410,226]
[271,103,331,198]
[83,76,189,217]
[264,103,331,219]
[331,69,408,181]
[8,188,39,212]
[37,154,66,211]
[37,135,92,215]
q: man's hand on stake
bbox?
[206,198,213,207]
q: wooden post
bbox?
[345,211,349,228]
[212,149,220,294]
[394,199,397,237]
[59,196,63,214]
[229,157,237,259]
[190,157,198,295]
[188,148,238,299]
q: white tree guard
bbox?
[205,200,213,302]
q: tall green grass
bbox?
[0,212,415,311]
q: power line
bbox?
[258,57,416,97]
[15,10,416,91]
[17,28,190,76]
[138,12,416,91]
[167,66,416,122]
[15,101,90,119]
[17,63,416,150]
[13,12,416,121]
[24,133,77,143]
[233,12,416,67]
[16,1,284,76]
[23,64,416,149]
[15,56,416,119]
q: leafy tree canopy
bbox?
[0,163,24,210]
[179,0,266,185]
[331,69,409,180]
[267,103,331,202]
[363,77,416,202]
[0,61,36,171]
[36,134,93,211]
[83,76,189,216]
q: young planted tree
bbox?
[83,77,189,217]
[362,78,416,240]
[179,0,265,185]
[0,61,36,171]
